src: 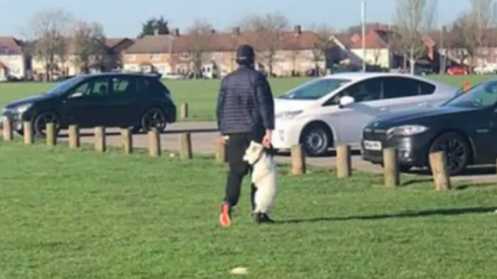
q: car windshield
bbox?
[278,78,351,100]
[45,76,85,95]
[445,80,497,108]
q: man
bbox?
[216,44,275,227]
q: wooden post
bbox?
[383,148,400,187]
[46,123,56,147]
[463,79,471,92]
[215,136,226,163]
[23,121,33,144]
[180,103,188,119]
[429,151,451,191]
[179,132,192,160]
[336,145,351,178]
[121,128,133,154]
[148,129,161,157]
[290,144,306,175]
[68,125,80,149]
[94,126,106,152]
[2,119,13,141]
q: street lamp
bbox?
[361,0,366,72]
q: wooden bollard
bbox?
[148,129,161,157]
[94,126,106,152]
[463,79,471,92]
[291,144,306,175]
[336,145,351,178]
[215,136,226,163]
[68,125,80,149]
[180,103,188,119]
[179,132,192,160]
[383,148,400,187]
[429,151,451,191]
[23,121,33,145]
[2,119,13,141]
[46,123,56,147]
[121,128,133,154]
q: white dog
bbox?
[243,141,278,218]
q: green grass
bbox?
[1,140,497,278]
[0,75,496,121]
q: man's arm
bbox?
[216,78,227,130]
[255,75,275,131]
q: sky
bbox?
[0,0,471,38]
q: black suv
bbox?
[0,73,176,136]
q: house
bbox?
[31,37,135,80]
[0,36,30,80]
[123,25,329,77]
[332,24,440,71]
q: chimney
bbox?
[154,28,159,36]
[232,26,241,35]
[173,28,180,36]
[294,25,302,34]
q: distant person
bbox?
[215,44,275,227]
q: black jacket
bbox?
[216,66,275,135]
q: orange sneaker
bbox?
[219,202,232,227]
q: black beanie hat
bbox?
[236,44,255,65]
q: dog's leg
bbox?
[250,182,257,212]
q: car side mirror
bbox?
[68,92,84,99]
[339,96,355,108]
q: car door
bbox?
[62,76,111,128]
[319,77,384,145]
[104,76,138,127]
[380,76,437,113]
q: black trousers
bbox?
[223,130,265,210]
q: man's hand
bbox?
[262,130,272,148]
[220,135,229,144]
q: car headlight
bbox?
[275,110,302,120]
[14,103,32,114]
[387,125,429,136]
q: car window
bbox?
[382,77,435,99]
[136,77,152,93]
[112,77,133,95]
[278,78,351,100]
[446,80,497,108]
[325,78,382,105]
[72,77,109,97]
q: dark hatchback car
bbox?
[361,78,497,176]
[0,73,176,136]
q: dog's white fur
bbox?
[243,141,277,214]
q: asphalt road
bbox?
[63,121,497,184]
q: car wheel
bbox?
[428,132,470,176]
[140,107,167,133]
[301,124,332,156]
[33,111,60,138]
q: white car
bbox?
[272,72,459,156]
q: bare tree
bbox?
[239,12,289,75]
[310,23,335,76]
[371,48,382,66]
[458,0,496,67]
[72,21,107,73]
[392,0,438,74]
[26,9,73,81]
[185,19,214,78]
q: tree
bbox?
[138,16,170,38]
[26,9,73,81]
[392,0,438,74]
[310,23,335,76]
[72,21,107,73]
[239,12,289,75]
[456,0,496,67]
[185,19,214,78]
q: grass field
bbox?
[1,140,497,278]
[0,75,496,121]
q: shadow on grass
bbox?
[276,206,496,224]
